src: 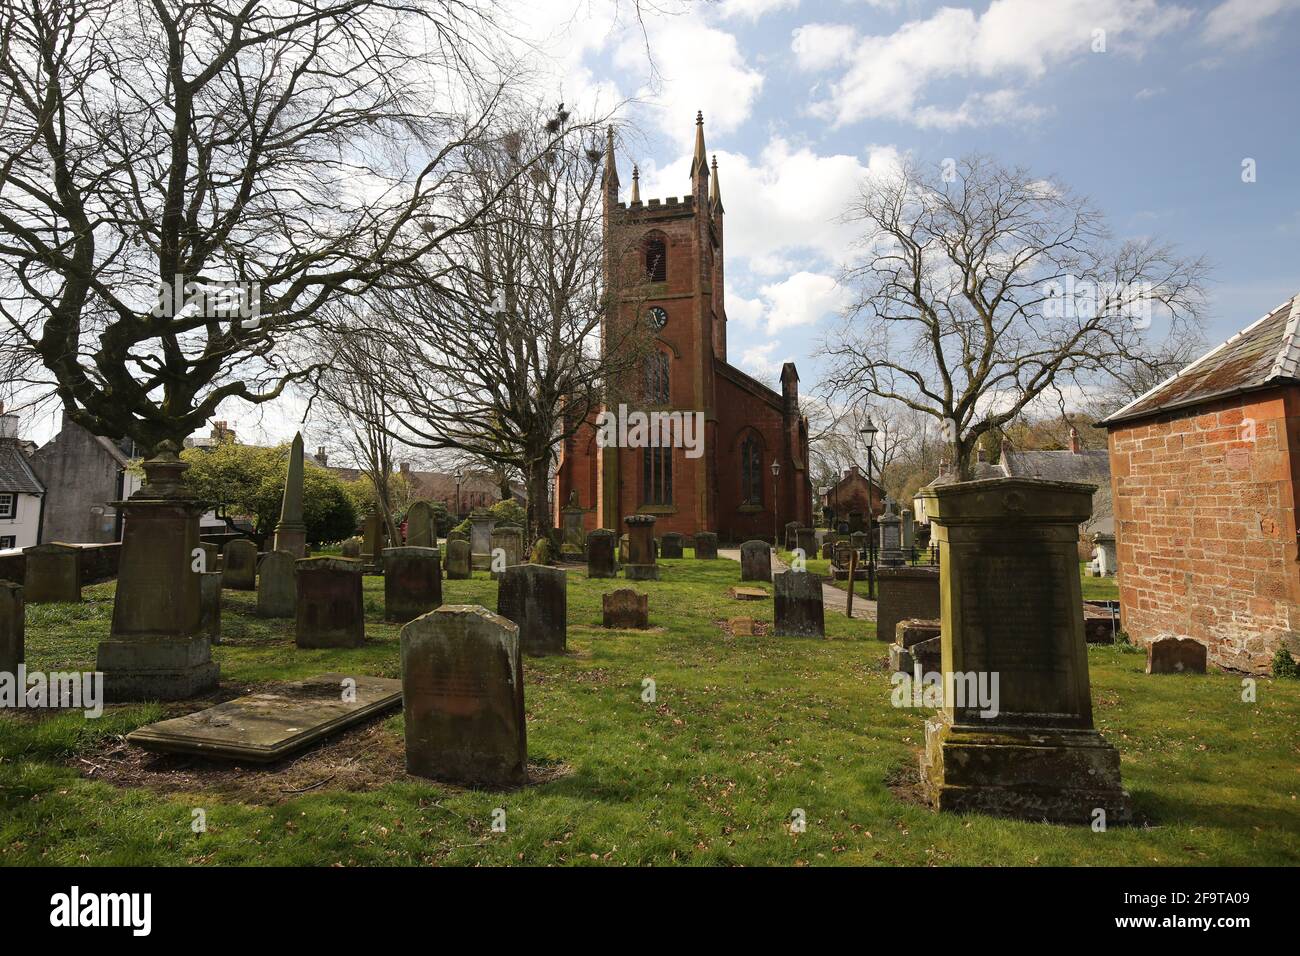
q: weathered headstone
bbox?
[618,533,629,564]
[795,527,816,559]
[660,532,684,559]
[361,512,387,566]
[901,507,915,551]
[878,498,904,567]
[773,569,825,637]
[888,618,941,674]
[561,502,586,550]
[384,546,442,623]
[401,605,526,787]
[489,524,524,581]
[784,521,800,552]
[22,543,81,603]
[623,515,659,580]
[295,557,364,649]
[199,571,222,644]
[1146,636,1207,674]
[917,476,1131,824]
[876,566,940,645]
[728,586,769,601]
[602,588,648,629]
[221,539,257,590]
[850,530,868,558]
[445,538,471,580]
[693,531,718,560]
[496,564,566,655]
[469,510,495,568]
[272,432,308,558]
[256,550,297,618]
[848,511,864,534]
[729,617,756,636]
[586,528,617,578]
[1093,531,1117,576]
[0,580,23,676]
[406,500,436,548]
[739,540,771,582]
[198,542,221,573]
[340,537,361,558]
[820,541,834,560]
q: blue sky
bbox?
[539,0,1300,390]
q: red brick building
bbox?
[820,465,885,525]
[1100,294,1300,673]
[554,114,812,542]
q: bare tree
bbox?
[322,111,651,543]
[822,154,1208,479]
[0,0,529,458]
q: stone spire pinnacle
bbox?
[630,164,641,204]
[690,110,709,182]
[603,125,619,192]
[710,154,724,214]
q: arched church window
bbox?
[644,446,673,505]
[644,237,667,282]
[643,350,670,405]
[741,435,763,504]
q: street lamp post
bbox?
[860,415,879,600]
[770,459,781,546]
[454,468,463,521]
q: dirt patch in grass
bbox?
[884,757,930,809]
[713,618,770,637]
[69,694,570,805]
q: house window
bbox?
[0,494,14,519]
[741,436,763,504]
[644,351,670,405]
[0,536,14,549]
[644,238,667,282]
[643,447,673,505]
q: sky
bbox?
[17,0,1300,452]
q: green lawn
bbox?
[2,557,1296,866]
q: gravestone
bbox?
[729,586,768,601]
[361,512,387,566]
[272,432,308,558]
[739,540,771,582]
[784,521,800,552]
[0,581,23,676]
[603,588,648,629]
[729,617,756,636]
[623,515,659,580]
[901,507,915,551]
[469,511,495,568]
[917,476,1131,824]
[489,524,524,581]
[295,557,364,649]
[497,564,566,655]
[22,543,81,603]
[1146,636,1207,674]
[256,550,297,618]
[878,499,904,567]
[820,541,834,560]
[198,542,221,573]
[795,527,816,559]
[406,500,436,548]
[384,546,442,622]
[221,539,257,590]
[586,529,617,578]
[660,532,684,559]
[773,569,825,637]
[876,566,940,645]
[95,445,217,701]
[1093,531,1117,576]
[850,531,868,558]
[561,502,586,550]
[888,619,942,674]
[128,674,402,762]
[445,539,471,580]
[769,572,821,639]
[530,537,557,566]
[340,537,361,559]
[618,533,629,564]
[401,605,526,787]
[693,531,718,560]
[199,571,222,644]
[848,511,864,534]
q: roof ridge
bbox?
[1267,293,1300,382]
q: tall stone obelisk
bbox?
[273,432,308,558]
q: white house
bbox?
[0,411,46,550]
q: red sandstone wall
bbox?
[1109,386,1300,673]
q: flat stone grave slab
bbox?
[126,674,402,763]
[728,586,769,601]
[729,617,756,636]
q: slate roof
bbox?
[1002,447,1110,485]
[0,440,46,495]
[1100,293,1300,427]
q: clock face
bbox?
[647,306,668,330]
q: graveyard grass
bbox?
[2,554,1297,867]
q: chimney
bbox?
[0,411,17,441]
[1069,427,1080,454]
[316,446,328,467]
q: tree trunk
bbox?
[524,457,551,547]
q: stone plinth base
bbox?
[623,563,660,581]
[920,717,1131,825]
[97,635,220,702]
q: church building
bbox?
[554,113,812,542]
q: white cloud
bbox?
[791,22,859,72]
[1202,0,1300,48]
[614,20,764,137]
[720,0,800,20]
[758,271,846,334]
[726,291,766,330]
[738,340,789,379]
[803,0,1193,129]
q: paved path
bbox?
[719,548,876,621]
